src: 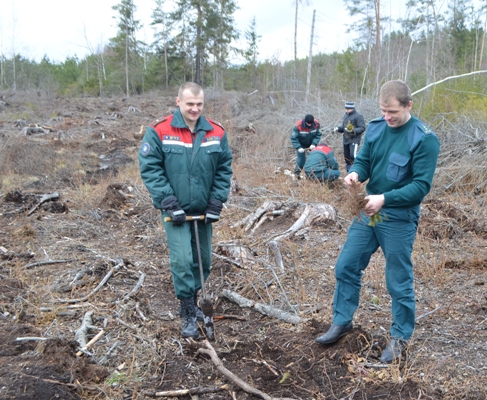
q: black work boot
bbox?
[315,323,353,344]
[380,338,407,363]
[194,292,204,322]
[179,294,204,322]
[179,298,198,339]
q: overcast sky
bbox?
[1,0,423,64]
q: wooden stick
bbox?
[76,329,105,357]
[142,384,230,397]
[15,337,48,342]
[196,340,296,400]
[23,259,75,270]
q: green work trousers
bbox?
[332,206,420,340]
[162,217,212,300]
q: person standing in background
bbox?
[334,102,366,172]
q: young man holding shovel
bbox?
[138,82,233,339]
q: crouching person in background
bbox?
[303,142,341,183]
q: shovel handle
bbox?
[163,215,205,222]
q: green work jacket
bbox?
[138,109,233,213]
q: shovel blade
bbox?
[200,298,215,341]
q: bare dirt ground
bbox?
[0,91,486,399]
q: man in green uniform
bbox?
[138,82,232,339]
[315,80,440,364]
[303,142,340,183]
[291,114,322,177]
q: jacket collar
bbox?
[171,108,213,132]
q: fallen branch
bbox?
[221,289,306,325]
[75,311,98,350]
[15,337,48,342]
[268,241,284,272]
[411,70,487,96]
[142,384,230,397]
[23,259,75,270]
[270,204,311,241]
[212,252,246,269]
[56,261,123,304]
[27,192,59,215]
[196,340,296,400]
[415,305,441,321]
[19,373,101,392]
[122,270,146,302]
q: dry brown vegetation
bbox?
[1,89,487,399]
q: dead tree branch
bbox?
[411,70,487,96]
[142,384,230,397]
[196,340,296,400]
[56,261,123,304]
[221,289,306,325]
[27,192,59,215]
[23,259,75,270]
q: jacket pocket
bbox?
[386,152,409,182]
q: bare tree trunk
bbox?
[164,41,169,89]
[305,10,316,102]
[125,29,130,97]
[479,4,487,70]
[375,0,381,46]
[294,0,298,82]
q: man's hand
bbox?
[344,172,359,186]
[161,195,186,226]
[345,127,353,133]
[205,199,223,224]
[363,194,385,216]
[298,148,305,153]
[336,126,344,133]
[309,145,316,150]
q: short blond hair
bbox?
[379,80,412,107]
[178,82,203,98]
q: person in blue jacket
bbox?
[303,142,341,183]
[316,80,440,364]
[138,82,232,339]
[291,114,322,177]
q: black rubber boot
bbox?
[380,338,407,363]
[315,323,353,344]
[180,298,198,339]
[179,294,204,322]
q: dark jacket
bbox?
[138,109,233,213]
[291,118,322,149]
[338,109,366,145]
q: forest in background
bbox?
[1,0,487,119]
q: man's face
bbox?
[345,108,354,114]
[380,98,412,128]
[176,89,204,126]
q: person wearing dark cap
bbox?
[334,101,366,172]
[291,114,322,178]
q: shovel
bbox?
[163,215,215,341]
